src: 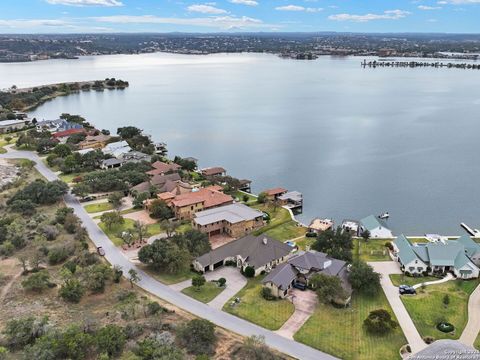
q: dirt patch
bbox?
[0,160,20,189]
[124,210,157,225]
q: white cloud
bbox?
[418,5,442,9]
[229,0,258,6]
[329,10,410,22]
[0,19,70,28]
[46,0,123,6]
[94,15,276,30]
[187,4,228,14]
[275,5,323,12]
[438,0,480,3]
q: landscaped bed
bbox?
[223,276,295,330]
[401,280,480,341]
[294,291,407,360]
[182,282,225,303]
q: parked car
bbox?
[97,246,106,256]
[399,285,416,295]
[293,281,307,291]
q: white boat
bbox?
[378,212,390,220]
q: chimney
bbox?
[262,237,268,245]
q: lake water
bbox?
[1,52,479,235]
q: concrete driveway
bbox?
[276,289,318,339]
[168,266,247,310]
[369,261,427,354]
[206,267,248,309]
[459,282,480,346]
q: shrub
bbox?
[218,277,226,287]
[261,287,276,301]
[305,232,318,238]
[178,319,216,355]
[385,242,394,250]
[22,271,52,292]
[59,278,85,303]
[95,325,126,357]
[48,246,71,265]
[244,266,255,278]
[364,309,398,335]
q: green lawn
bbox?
[182,282,225,303]
[475,332,480,350]
[295,236,316,251]
[401,280,480,341]
[251,204,293,237]
[141,265,195,285]
[264,221,307,241]
[84,202,114,213]
[294,292,406,360]
[234,191,258,205]
[223,276,295,330]
[389,274,440,287]
[353,238,391,262]
[98,218,164,246]
[59,172,86,183]
[176,223,193,234]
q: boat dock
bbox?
[460,223,480,238]
[362,59,480,70]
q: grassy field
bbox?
[401,280,480,340]
[475,332,480,350]
[389,274,440,287]
[295,236,316,250]
[98,218,163,246]
[294,291,406,360]
[251,204,293,238]
[234,191,258,205]
[264,221,307,241]
[58,172,86,184]
[182,282,225,303]
[223,276,295,330]
[353,238,391,262]
[84,202,114,213]
[141,265,195,285]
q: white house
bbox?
[359,215,394,238]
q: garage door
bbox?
[213,260,223,269]
[209,229,221,237]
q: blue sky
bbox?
[0,0,479,33]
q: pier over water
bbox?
[362,59,480,70]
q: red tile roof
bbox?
[171,186,233,209]
[52,128,86,138]
[201,167,226,176]
[150,161,181,174]
[264,187,287,196]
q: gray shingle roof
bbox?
[408,340,478,360]
[262,263,298,290]
[288,251,329,271]
[195,235,292,269]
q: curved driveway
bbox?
[0,149,338,360]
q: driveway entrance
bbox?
[276,289,318,339]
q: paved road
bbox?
[459,283,480,346]
[368,261,427,354]
[1,149,339,360]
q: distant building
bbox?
[78,134,112,150]
[102,140,131,158]
[263,187,288,202]
[341,219,360,235]
[147,161,181,176]
[193,203,264,239]
[359,215,393,238]
[119,151,151,164]
[0,119,26,133]
[278,191,303,211]
[52,128,86,142]
[308,218,334,234]
[170,186,233,220]
[201,167,226,178]
[392,234,480,279]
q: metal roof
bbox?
[194,203,263,226]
